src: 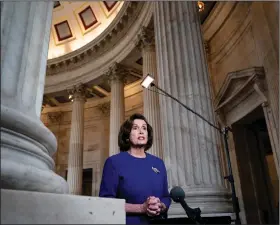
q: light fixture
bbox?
[68,95,73,99]
[197,1,205,12]
[141,74,154,89]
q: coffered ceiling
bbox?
[43,1,216,108]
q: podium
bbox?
[150,216,232,224]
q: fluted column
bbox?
[67,84,86,195]
[136,27,163,158]
[106,63,127,156]
[1,2,68,193]
[154,2,232,214]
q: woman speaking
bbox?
[99,113,171,224]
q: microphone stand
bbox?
[179,199,204,224]
[149,82,241,224]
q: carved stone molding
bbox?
[135,26,155,51]
[67,83,87,101]
[47,111,63,124]
[105,63,129,84]
[214,67,266,125]
[204,41,210,57]
[97,102,110,116]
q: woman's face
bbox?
[130,119,148,146]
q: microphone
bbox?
[170,186,203,224]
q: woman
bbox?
[99,113,171,224]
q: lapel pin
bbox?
[152,167,160,174]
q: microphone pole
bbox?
[149,82,241,224]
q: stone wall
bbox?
[202,2,279,223]
[41,80,143,196]
[204,1,278,123]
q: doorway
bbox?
[65,168,93,196]
[232,107,278,224]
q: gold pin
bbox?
[152,167,160,174]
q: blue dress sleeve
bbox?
[99,157,119,198]
[160,161,171,209]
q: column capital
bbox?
[67,83,87,102]
[105,63,129,84]
[136,26,155,51]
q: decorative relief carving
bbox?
[47,111,63,124]
[136,26,155,51]
[67,83,88,101]
[204,41,210,57]
[104,62,129,84]
[97,102,110,116]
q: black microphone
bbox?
[170,186,204,224]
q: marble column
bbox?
[67,84,86,195]
[106,63,127,156]
[136,27,163,158]
[1,2,68,193]
[154,2,232,214]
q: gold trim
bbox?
[99,1,121,18]
[53,2,64,12]
[51,16,76,46]
[73,3,101,36]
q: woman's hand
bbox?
[142,196,166,217]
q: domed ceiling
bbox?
[48,1,124,59]
[43,1,216,108]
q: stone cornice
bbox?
[44,2,153,94]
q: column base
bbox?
[168,186,233,217]
[1,189,125,224]
[1,106,68,193]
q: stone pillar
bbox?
[97,102,111,171]
[1,2,68,193]
[105,63,127,156]
[67,84,87,195]
[154,2,232,214]
[136,27,163,158]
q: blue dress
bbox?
[99,151,171,224]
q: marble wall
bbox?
[203,2,279,223]
[205,2,278,122]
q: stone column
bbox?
[97,102,110,171]
[67,84,87,195]
[154,2,232,214]
[105,63,127,156]
[1,2,68,193]
[136,27,163,158]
